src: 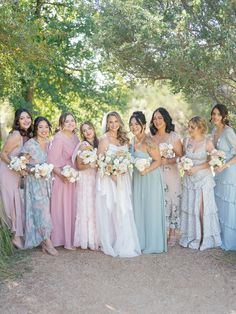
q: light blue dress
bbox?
[213,127,236,251]
[23,139,53,249]
[179,137,221,250]
[130,144,167,253]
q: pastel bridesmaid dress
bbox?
[48,131,79,249]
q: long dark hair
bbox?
[129,111,147,132]
[150,107,175,135]
[80,121,99,148]
[10,108,33,137]
[210,104,229,126]
[33,116,52,137]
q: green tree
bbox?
[95,0,236,107]
[0,0,128,124]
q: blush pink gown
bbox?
[72,142,98,250]
[48,131,79,249]
[0,131,24,236]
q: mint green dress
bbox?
[130,145,167,253]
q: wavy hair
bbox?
[10,108,33,137]
[210,104,229,126]
[189,116,208,135]
[150,107,175,135]
[80,121,99,148]
[105,111,129,145]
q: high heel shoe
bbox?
[42,243,59,256]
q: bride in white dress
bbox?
[96,111,141,257]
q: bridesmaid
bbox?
[129,111,167,253]
[72,121,98,250]
[23,117,58,256]
[211,104,236,251]
[179,116,221,250]
[48,112,79,250]
[150,107,182,246]
[0,108,32,249]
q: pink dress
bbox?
[0,131,24,236]
[48,131,79,249]
[72,142,98,250]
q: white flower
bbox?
[31,163,54,180]
[97,149,133,177]
[177,156,193,177]
[159,143,175,158]
[134,158,152,172]
[209,150,226,168]
[61,165,80,183]
[78,148,97,164]
[8,156,28,172]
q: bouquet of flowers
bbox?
[133,157,152,172]
[31,163,54,180]
[159,143,175,158]
[98,150,133,177]
[8,155,29,172]
[177,156,194,177]
[209,149,226,168]
[61,165,80,183]
[77,146,97,164]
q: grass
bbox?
[0,219,32,283]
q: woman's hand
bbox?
[140,168,148,176]
[185,166,198,176]
[161,157,168,166]
[111,175,117,182]
[90,162,97,169]
[214,164,228,174]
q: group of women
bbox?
[0,104,235,257]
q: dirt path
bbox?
[0,246,236,314]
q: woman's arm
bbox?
[0,132,21,164]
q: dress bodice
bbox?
[23,138,48,165]
[212,127,236,161]
[129,143,151,159]
[108,143,128,154]
[184,137,208,166]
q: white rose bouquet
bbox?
[98,150,133,177]
[78,146,97,164]
[31,163,54,180]
[159,143,175,158]
[133,157,152,172]
[8,155,30,172]
[209,149,226,168]
[177,156,194,177]
[61,165,80,183]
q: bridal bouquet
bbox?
[159,143,175,158]
[8,155,29,172]
[77,146,97,164]
[133,157,152,172]
[61,165,80,183]
[209,149,226,168]
[31,163,54,180]
[98,150,133,177]
[177,156,194,177]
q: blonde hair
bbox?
[189,116,208,134]
[106,111,129,145]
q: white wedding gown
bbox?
[96,144,141,257]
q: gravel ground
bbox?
[0,245,236,314]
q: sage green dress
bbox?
[130,145,167,253]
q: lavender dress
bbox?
[48,131,79,249]
[0,131,24,236]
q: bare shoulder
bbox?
[144,134,157,150]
